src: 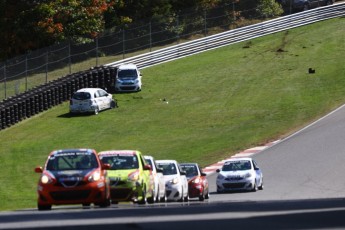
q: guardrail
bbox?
[0,3,344,131]
[105,3,345,69]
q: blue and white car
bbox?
[156,160,189,202]
[115,64,142,92]
[216,157,263,193]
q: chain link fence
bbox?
[0,3,288,101]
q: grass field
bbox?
[0,17,344,211]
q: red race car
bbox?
[34,148,111,210]
[179,163,209,201]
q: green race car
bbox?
[98,150,155,204]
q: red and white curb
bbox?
[202,140,279,175]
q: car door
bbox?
[101,89,112,109]
[94,90,105,110]
[178,165,188,197]
[96,89,107,110]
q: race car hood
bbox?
[220,170,252,179]
[107,169,139,181]
[162,174,180,183]
[47,169,95,187]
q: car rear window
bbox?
[72,92,91,100]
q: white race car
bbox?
[216,157,263,193]
[156,160,189,202]
[144,155,167,202]
[69,88,117,115]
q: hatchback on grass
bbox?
[216,157,263,193]
[69,88,117,115]
[115,64,142,92]
[34,148,111,210]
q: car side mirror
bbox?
[35,166,43,173]
[102,163,111,170]
[216,169,220,173]
[180,170,186,175]
[156,168,163,173]
[201,172,207,176]
[144,164,152,170]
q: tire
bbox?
[184,193,189,202]
[178,189,184,202]
[205,191,210,199]
[160,192,167,202]
[98,198,111,207]
[138,186,147,205]
[94,106,99,115]
[258,179,264,190]
[147,190,155,204]
[199,194,205,201]
[252,181,258,192]
[110,100,116,109]
[38,204,52,211]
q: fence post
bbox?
[232,1,236,21]
[25,54,28,91]
[176,16,179,45]
[149,21,152,52]
[95,36,99,67]
[122,29,125,60]
[204,10,207,37]
[46,50,48,83]
[68,40,72,74]
[4,63,6,99]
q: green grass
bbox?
[0,17,344,211]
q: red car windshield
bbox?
[46,152,98,170]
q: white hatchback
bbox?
[69,88,117,115]
[144,155,167,202]
[216,157,264,193]
[115,64,142,92]
[156,160,189,202]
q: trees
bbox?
[256,0,284,18]
[0,0,112,60]
[0,0,284,61]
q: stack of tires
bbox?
[0,66,117,131]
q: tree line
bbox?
[0,0,283,61]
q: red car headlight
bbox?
[41,174,54,184]
[192,178,201,184]
[88,171,101,182]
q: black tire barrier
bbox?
[0,106,5,130]
[0,66,118,131]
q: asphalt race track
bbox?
[2,103,345,229]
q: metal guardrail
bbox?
[105,3,345,70]
[0,4,344,131]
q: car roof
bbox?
[50,148,96,155]
[118,63,138,70]
[180,163,198,165]
[156,160,178,164]
[75,88,103,93]
[98,150,140,156]
[224,157,252,162]
[144,155,154,159]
